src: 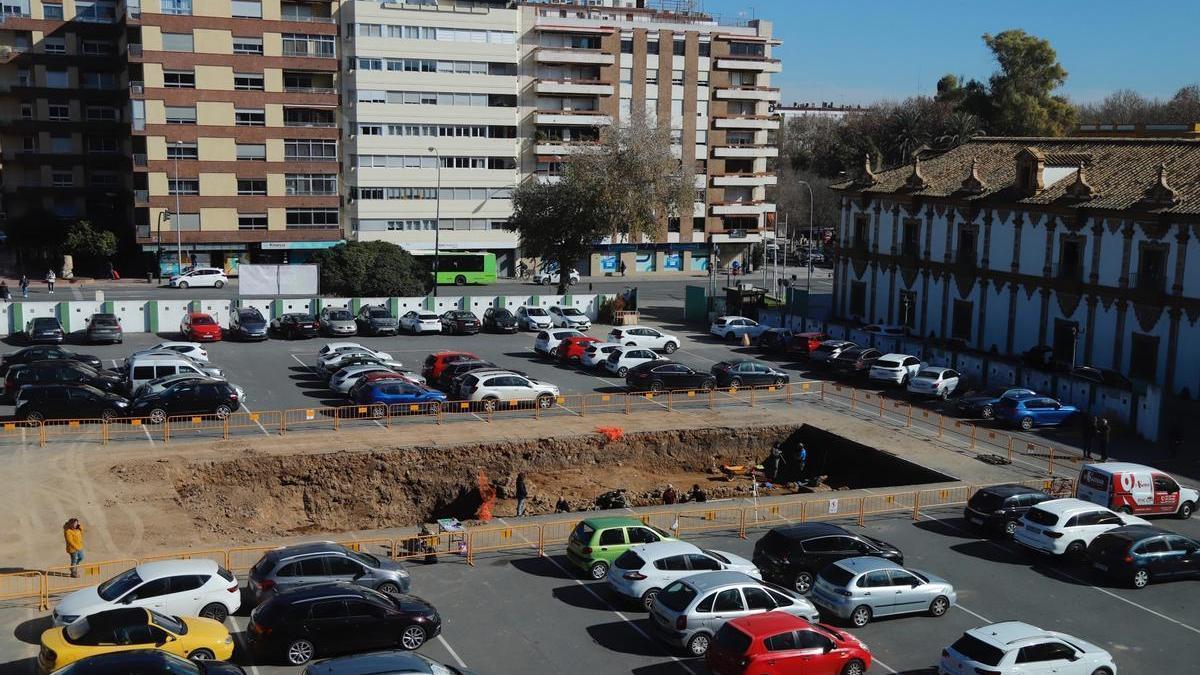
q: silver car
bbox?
[245,541,411,605]
[319,307,358,336]
[810,556,956,627]
[648,570,819,656]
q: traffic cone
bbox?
[741,333,751,347]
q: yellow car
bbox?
[38,607,233,673]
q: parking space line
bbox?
[226,616,261,675]
[142,426,155,445]
[871,656,898,674]
[436,634,468,669]
[954,603,992,623]
[240,403,271,436]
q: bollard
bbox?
[749,386,756,407]
[937,415,944,438]
[878,396,884,418]
[581,396,587,416]
[912,490,922,520]
[1007,435,1014,462]
[1048,446,1055,475]
[667,390,672,412]
[969,424,976,449]
[906,404,913,427]
[786,382,793,405]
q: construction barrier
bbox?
[43,558,140,609]
[465,523,541,564]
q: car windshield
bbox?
[93,317,119,327]
[818,564,856,588]
[239,311,262,321]
[451,312,473,319]
[151,610,186,635]
[874,359,900,368]
[713,623,753,654]
[97,568,142,601]
[418,314,438,320]
[192,316,216,325]
[1025,508,1059,526]
[951,634,1005,666]
[700,549,730,564]
[65,616,91,641]
[494,310,513,319]
[348,550,380,567]
[563,308,584,316]
[368,309,390,318]
[328,310,352,320]
[527,308,548,316]
[656,581,697,612]
[417,655,462,675]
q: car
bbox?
[356,305,399,336]
[1072,365,1133,389]
[706,613,871,675]
[330,365,401,395]
[25,317,65,344]
[421,351,480,381]
[1076,462,1198,519]
[809,340,855,365]
[325,354,408,376]
[0,345,102,376]
[148,341,210,363]
[752,523,903,594]
[867,353,923,386]
[38,607,234,671]
[439,310,480,335]
[399,311,441,335]
[51,559,240,626]
[534,328,584,357]
[180,313,222,342]
[6,360,126,399]
[709,316,769,341]
[246,582,440,665]
[994,395,1079,430]
[861,323,908,337]
[963,484,1054,536]
[246,541,413,606]
[548,305,591,330]
[351,380,447,413]
[515,306,554,331]
[710,360,790,388]
[443,362,504,397]
[1014,497,1149,558]
[302,651,479,675]
[906,366,962,399]
[532,267,579,285]
[44,650,246,675]
[940,622,1116,675]
[481,307,519,333]
[756,327,794,352]
[228,308,269,341]
[319,343,391,361]
[626,360,716,392]
[956,387,1038,420]
[134,374,244,402]
[603,346,660,377]
[648,571,820,656]
[124,353,224,392]
[316,345,393,375]
[1087,525,1200,589]
[566,517,678,580]
[788,331,832,357]
[607,326,679,354]
[557,335,601,363]
[129,379,241,423]
[317,307,358,337]
[580,342,623,369]
[810,556,956,627]
[85,313,123,345]
[462,370,559,411]
[831,347,883,376]
[271,313,319,340]
[348,372,427,400]
[169,267,228,289]
[15,383,131,422]
[607,540,760,609]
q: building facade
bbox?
[831,137,1200,397]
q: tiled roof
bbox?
[832,137,1200,216]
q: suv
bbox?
[6,360,125,399]
[85,313,123,344]
[566,517,676,579]
[16,383,131,422]
[831,347,882,376]
[25,317,65,344]
[1014,497,1148,558]
[169,267,227,289]
[752,523,903,594]
[964,484,1054,536]
[357,305,399,336]
[462,371,559,411]
[129,379,240,423]
[607,326,679,354]
[246,542,411,605]
[52,559,240,626]
[940,622,1115,675]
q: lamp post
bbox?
[155,210,171,282]
[796,180,815,295]
[174,140,183,276]
[428,146,441,297]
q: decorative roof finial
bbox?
[1065,160,1098,200]
[960,157,986,195]
[855,152,876,186]
[904,155,927,190]
[1144,162,1178,207]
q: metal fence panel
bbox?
[0,571,42,603]
[44,558,139,599]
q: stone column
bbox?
[1164,307,1182,392]
[919,270,930,337]
[1088,219,1104,284]
[976,279,989,350]
[1118,221,1134,288]
[1083,295,1098,363]
[1010,213,1024,273]
[981,210,994,270]
[1112,299,1128,370]
[1171,225,1190,296]
[1037,287,1051,345]
[1005,284,1018,354]
[939,275,950,338]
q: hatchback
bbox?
[709,316,768,341]
[26,317,65,344]
[557,335,601,363]
[607,541,759,609]
[710,360,789,388]
[422,351,480,381]
[809,340,855,365]
[581,342,623,369]
[357,305,399,336]
[228,308,268,341]
[940,622,1115,675]
[963,484,1053,536]
[399,311,442,335]
[648,571,820,656]
[811,556,956,626]
[534,329,584,357]
[956,387,1038,420]
[706,613,871,675]
[16,384,131,422]
[566,517,677,579]
[994,395,1079,430]
[831,347,882,376]
[38,607,234,671]
[515,306,553,330]
[129,379,240,423]
[271,313,319,340]
[439,310,480,335]
[752,523,903,594]
[52,559,240,626]
[604,346,659,377]
[169,267,227,289]
[317,307,358,337]
[1014,497,1148,558]
[246,541,412,605]
[790,331,831,357]
[906,366,961,399]
[351,381,446,412]
[1087,525,1200,589]
[481,307,518,333]
[607,326,679,354]
[46,650,245,675]
[85,313,123,345]
[180,313,222,342]
[148,341,210,363]
[867,353,922,385]
[549,305,591,330]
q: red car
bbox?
[180,312,222,342]
[707,613,870,675]
[422,351,480,381]
[791,331,831,357]
[557,335,601,363]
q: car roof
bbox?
[966,621,1053,649]
[728,611,810,635]
[977,484,1043,497]
[261,541,345,563]
[918,366,953,374]
[186,312,213,318]
[830,556,900,576]
[303,650,435,675]
[629,540,701,558]
[580,516,645,529]
[1095,524,1173,542]
[269,581,372,603]
[770,522,850,539]
[681,570,757,591]
[1081,461,1155,474]
[134,558,218,578]
[1033,498,1108,515]
[90,313,118,320]
[877,353,915,360]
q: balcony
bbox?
[713,115,780,130]
[713,144,778,159]
[535,110,611,126]
[714,86,782,102]
[714,57,783,73]
[536,79,613,96]
[713,173,777,187]
[134,189,149,205]
[535,48,614,66]
[711,201,776,216]
[133,153,147,168]
[534,141,600,156]
[1051,263,1084,283]
[127,44,143,59]
[129,81,144,97]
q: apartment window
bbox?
[230,0,261,18]
[1136,247,1167,292]
[161,32,194,52]
[43,37,66,54]
[359,125,383,136]
[236,143,266,160]
[286,208,339,229]
[80,72,118,89]
[82,40,115,56]
[173,213,201,231]
[285,174,337,196]
[854,216,869,251]
[19,103,32,119]
[167,142,198,160]
[357,23,382,37]
[698,42,710,57]
[673,39,686,56]
[646,40,659,55]
[284,108,334,127]
[91,172,118,187]
[52,171,73,187]
[237,179,267,196]
[21,136,37,153]
[282,33,335,58]
[671,70,684,85]
[358,58,382,71]
[17,68,31,86]
[956,227,977,265]
[86,106,118,122]
[238,214,268,230]
[235,109,266,126]
[46,69,69,88]
[1059,239,1082,281]
[356,188,385,200]
[165,106,196,124]
[646,71,657,84]
[1129,334,1159,382]
[232,36,263,54]
[43,5,64,19]
[902,220,920,258]
[163,70,195,88]
[620,67,632,83]
[87,137,119,153]
[667,217,681,233]
[729,42,766,57]
[169,179,200,196]
[849,281,866,317]
[234,73,265,91]
[48,103,70,121]
[285,139,337,161]
[161,0,192,15]
[951,300,973,341]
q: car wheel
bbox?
[285,638,315,666]
[1020,416,1034,431]
[23,410,44,422]
[981,405,994,420]
[939,387,951,401]
[650,381,664,392]
[188,649,215,661]
[149,408,167,424]
[1177,501,1194,520]
[537,394,554,409]
[701,378,716,392]
[1004,520,1018,536]
[399,624,427,650]
[1089,669,1113,675]
[773,377,786,386]
[641,588,661,610]
[568,277,578,286]
[729,377,742,388]
[792,570,814,594]
[842,659,866,675]
[549,346,559,357]
[1065,540,1086,559]
[662,341,678,354]
[929,595,950,617]
[214,280,225,289]
[214,405,232,420]
[589,561,609,580]
[178,281,189,289]
[725,331,736,341]
[377,581,400,595]
[1131,569,1150,589]
[199,602,228,623]
[454,275,466,286]
[850,605,872,627]
[686,632,711,656]
[616,366,628,377]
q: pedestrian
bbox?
[19,274,29,298]
[0,281,10,303]
[1168,425,1183,461]
[662,484,678,505]
[1096,416,1111,462]
[46,269,55,294]
[517,261,527,278]
[688,483,707,503]
[618,260,627,277]
[555,495,570,513]
[796,443,808,476]
[63,518,84,578]
[731,260,740,277]
[1080,412,1095,459]
[764,444,785,482]
[515,472,528,517]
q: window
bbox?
[165,106,196,124]
[654,555,688,571]
[620,38,632,53]
[126,578,171,601]
[646,40,659,55]
[80,71,118,89]
[956,227,977,265]
[86,106,118,122]
[286,208,339,229]
[597,529,625,546]
[1129,333,1159,382]
[237,179,267,196]
[673,39,686,55]
[236,143,266,161]
[161,32,194,52]
[46,69,69,88]
[326,556,362,576]
[234,73,264,91]
[50,134,72,153]
[82,40,115,56]
[729,42,766,57]
[238,214,268,230]
[43,5,64,19]
[161,0,192,15]
[742,586,775,610]
[43,37,65,54]
[87,136,118,153]
[167,143,198,160]
[888,570,920,587]
[711,589,744,612]
[282,33,335,58]
[1136,247,1167,292]
[52,171,73,187]
[19,103,32,120]
[687,554,721,571]
[233,36,263,54]
[951,300,973,341]
[309,600,347,620]
[1017,643,1076,663]
[285,139,337,161]
[285,174,337,196]
[902,220,920,258]
[163,70,195,88]
[764,631,797,652]
[849,281,866,318]
[235,109,266,126]
[168,179,199,196]
[231,0,261,18]
[626,527,660,544]
[1059,239,1082,280]
[169,575,207,593]
[1136,538,1170,554]
[698,41,710,57]
[795,630,834,651]
[48,103,70,121]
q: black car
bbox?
[625,360,716,393]
[6,360,125,400]
[752,523,903,594]
[229,307,269,341]
[440,310,480,335]
[247,582,441,666]
[357,305,399,336]
[482,307,518,333]
[0,345,102,376]
[1087,525,1200,589]
[437,359,496,392]
[271,313,319,339]
[710,359,790,387]
[49,650,244,675]
[85,313,123,344]
[304,650,478,675]
[25,317,65,344]
[831,347,882,376]
[14,383,131,422]
[1072,365,1133,389]
[956,387,1038,420]
[963,484,1054,536]
[129,379,240,423]
[756,328,794,352]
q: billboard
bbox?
[239,264,319,296]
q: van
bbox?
[1076,462,1197,519]
[126,354,220,394]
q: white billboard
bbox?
[239,264,319,296]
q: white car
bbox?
[868,353,923,385]
[515,306,554,331]
[51,559,240,626]
[123,350,224,379]
[147,341,209,363]
[709,316,770,341]
[316,345,393,374]
[462,370,560,411]
[607,326,679,354]
[168,267,228,289]
[906,366,962,399]
[810,339,855,364]
[330,364,402,394]
[581,342,623,369]
[534,329,584,357]
[400,311,442,335]
[533,268,579,285]
[604,347,660,377]
[1014,497,1149,558]
[607,541,760,609]
[941,622,1116,675]
[548,306,591,330]
[317,343,392,360]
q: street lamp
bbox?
[796,179,815,296]
[428,146,441,297]
[156,210,171,282]
[174,140,183,276]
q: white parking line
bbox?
[226,616,262,675]
[142,425,155,445]
[239,402,271,435]
[955,603,993,623]
[871,656,898,673]
[436,634,468,669]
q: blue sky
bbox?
[701,0,1200,105]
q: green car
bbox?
[565,516,677,579]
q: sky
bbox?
[698,0,1200,106]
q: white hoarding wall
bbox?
[239,264,319,296]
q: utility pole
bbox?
[428,146,441,297]
[174,140,183,275]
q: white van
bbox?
[1076,462,1197,519]
[126,354,222,394]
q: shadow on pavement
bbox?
[552,583,618,612]
[586,619,675,658]
[0,657,36,675]
[948,540,1029,566]
[509,555,576,581]
[13,615,49,645]
[912,517,979,540]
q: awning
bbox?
[260,240,345,250]
[140,244,248,252]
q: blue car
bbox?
[994,394,1079,430]
[956,387,1037,419]
[351,380,447,412]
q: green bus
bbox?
[411,251,497,286]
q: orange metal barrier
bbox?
[140,549,230,568]
[465,523,541,564]
[44,558,139,604]
[540,519,579,547]
[40,418,105,446]
[104,417,159,444]
[227,546,279,574]
[0,419,41,447]
[0,570,43,604]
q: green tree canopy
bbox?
[983,30,1076,136]
[312,240,431,297]
[64,220,118,259]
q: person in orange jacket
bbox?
[63,518,84,578]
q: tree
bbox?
[64,220,118,259]
[982,30,1076,135]
[507,175,605,296]
[311,240,430,297]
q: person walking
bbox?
[46,269,55,294]
[1080,412,1095,459]
[19,274,29,298]
[618,260,627,277]
[796,443,808,477]
[515,472,528,517]
[0,281,10,303]
[662,484,678,505]
[63,518,84,578]
[1096,417,1111,462]
[688,484,707,503]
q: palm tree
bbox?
[936,111,983,149]
[888,105,927,165]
